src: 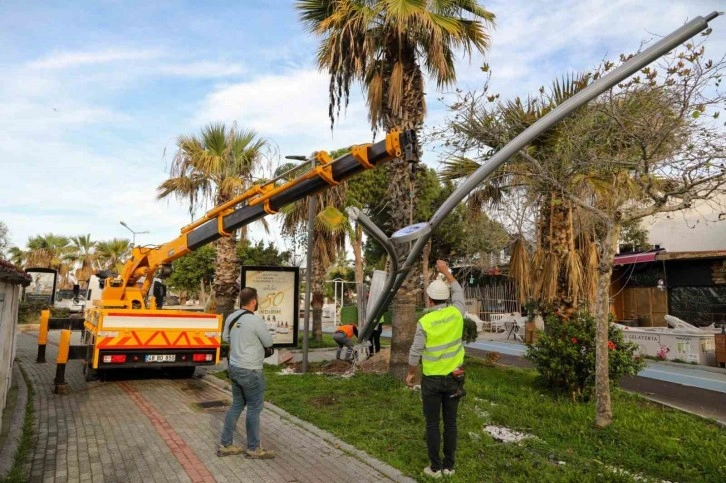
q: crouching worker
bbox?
[333,323,358,361]
[406,260,466,479]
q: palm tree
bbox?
[278,161,349,342]
[440,74,600,315]
[7,246,26,267]
[23,233,73,288]
[25,234,71,269]
[157,123,269,319]
[95,238,131,274]
[298,0,495,380]
[68,234,97,287]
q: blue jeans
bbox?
[221,366,266,450]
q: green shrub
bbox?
[17,301,45,324]
[462,316,478,344]
[524,311,645,401]
[50,306,71,318]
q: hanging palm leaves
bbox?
[563,204,584,309]
[508,236,530,304]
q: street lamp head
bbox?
[120,221,129,228]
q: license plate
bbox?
[145,354,176,362]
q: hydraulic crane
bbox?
[39,130,418,391]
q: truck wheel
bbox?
[83,344,98,382]
[84,364,99,382]
[171,366,196,379]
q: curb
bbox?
[647,359,726,375]
[198,372,416,483]
[0,364,28,479]
[633,392,726,428]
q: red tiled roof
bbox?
[0,259,32,286]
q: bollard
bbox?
[54,329,71,395]
[37,309,50,363]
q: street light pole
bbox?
[119,221,149,246]
[285,154,315,374]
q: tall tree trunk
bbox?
[312,262,327,342]
[213,234,239,321]
[387,162,419,380]
[594,220,621,428]
[535,193,580,315]
[385,61,425,381]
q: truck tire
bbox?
[84,364,105,382]
[83,344,99,382]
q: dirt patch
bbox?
[357,348,390,374]
[308,395,340,407]
[320,359,353,375]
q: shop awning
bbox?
[612,252,658,266]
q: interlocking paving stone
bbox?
[14,331,415,483]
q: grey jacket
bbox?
[223,309,274,370]
[408,281,466,367]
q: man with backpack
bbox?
[218,287,276,459]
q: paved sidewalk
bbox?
[12,331,415,483]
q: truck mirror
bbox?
[73,284,80,297]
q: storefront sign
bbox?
[241,266,299,348]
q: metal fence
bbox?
[464,281,520,321]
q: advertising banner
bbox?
[24,268,58,304]
[241,266,299,348]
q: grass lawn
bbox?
[243,358,725,482]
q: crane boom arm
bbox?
[99,129,419,308]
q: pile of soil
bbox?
[320,359,353,375]
[357,348,390,374]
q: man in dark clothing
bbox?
[367,320,383,354]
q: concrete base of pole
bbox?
[53,364,67,394]
[54,383,69,395]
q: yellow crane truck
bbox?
[38,130,418,392]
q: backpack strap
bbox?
[225,309,253,364]
[225,309,252,337]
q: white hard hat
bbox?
[427,279,450,300]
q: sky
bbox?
[1,0,724,257]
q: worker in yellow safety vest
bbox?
[406,260,466,479]
[333,323,358,361]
